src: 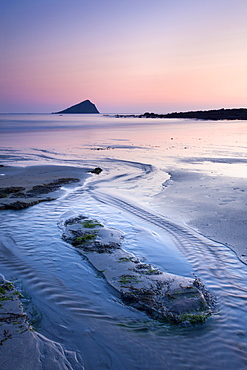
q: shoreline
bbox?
[113,107,247,120]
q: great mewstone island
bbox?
[53,99,99,114]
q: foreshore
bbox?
[1,163,246,262]
[0,163,215,368]
[0,165,93,210]
[1,162,247,368]
[0,165,94,369]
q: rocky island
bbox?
[54,99,99,114]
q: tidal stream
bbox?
[1,114,247,368]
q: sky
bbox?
[0,0,247,113]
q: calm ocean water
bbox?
[0,114,247,369]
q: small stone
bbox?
[90,167,103,174]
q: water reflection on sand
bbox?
[1,114,247,369]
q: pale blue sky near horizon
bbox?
[1,0,247,113]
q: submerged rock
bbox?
[0,198,55,210]
[62,216,214,324]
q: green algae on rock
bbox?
[0,198,56,210]
[0,278,29,346]
[0,275,81,369]
[0,177,80,210]
[62,216,214,324]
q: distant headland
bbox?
[53,99,99,114]
[114,108,247,120]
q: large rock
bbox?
[62,216,214,324]
[54,99,99,114]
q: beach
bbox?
[1,114,247,369]
[1,161,246,262]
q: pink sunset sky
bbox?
[0,0,247,113]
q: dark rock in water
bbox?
[25,178,80,197]
[62,216,214,324]
[90,167,102,174]
[54,99,99,114]
[0,187,25,198]
[0,198,55,210]
[0,178,80,210]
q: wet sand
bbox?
[0,164,90,191]
[1,162,246,261]
[152,167,247,265]
[1,112,247,369]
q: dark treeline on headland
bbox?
[114,108,247,120]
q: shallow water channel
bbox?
[1,115,247,369]
[0,163,247,369]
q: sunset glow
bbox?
[1,0,247,113]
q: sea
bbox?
[0,113,247,369]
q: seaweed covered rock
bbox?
[0,276,82,369]
[0,178,80,210]
[0,279,29,346]
[62,216,214,324]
